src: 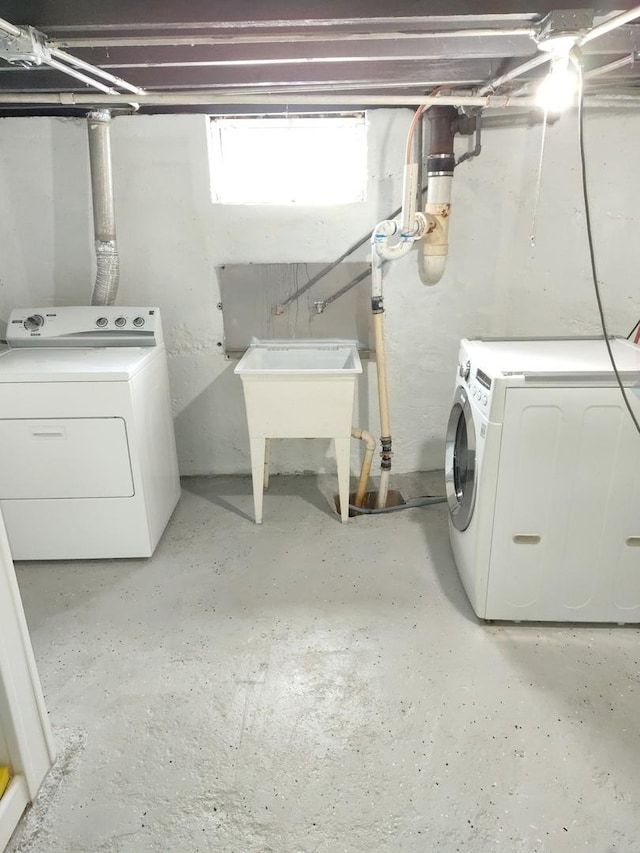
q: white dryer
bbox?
[445,337,640,622]
[0,307,180,560]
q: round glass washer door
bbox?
[445,386,477,531]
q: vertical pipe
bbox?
[88,109,120,306]
[416,110,424,207]
[419,106,456,286]
[351,427,376,508]
[373,311,392,508]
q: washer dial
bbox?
[24,314,44,332]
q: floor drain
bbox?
[334,490,406,518]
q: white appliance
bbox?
[0,307,180,560]
[445,337,640,623]
[0,508,55,849]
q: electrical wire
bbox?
[405,104,427,164]
[404,86,444,164]
[530,105,549,247]
[576,63,640,435]
[625,320,640,339]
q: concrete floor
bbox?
[7,472,640,853]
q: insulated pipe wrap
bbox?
[88,109,119,305]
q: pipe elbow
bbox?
[372,218,419,262]
[351,426,376,452]
[372,220,399,241]
[418,253,447,286]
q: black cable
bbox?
[576,65,640,436]
[348,495,446,515]
[626,320,640,340]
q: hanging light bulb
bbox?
[535,47,578,113]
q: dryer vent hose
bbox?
[88,109,120,306]
[92,241,120,307]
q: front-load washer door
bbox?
[445,386,477,531]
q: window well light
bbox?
[536,52,578,113]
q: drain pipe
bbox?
[368,110,429,509]
[351,427,376,508]
[88,109,119,306]
[419,106,457,285]
[370,252,393,509]
[368,106,460,506]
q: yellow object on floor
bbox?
[0,766,10,799]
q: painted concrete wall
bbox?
[0,109,638,477]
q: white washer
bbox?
[0,307,180,560]
[445,337,640,623]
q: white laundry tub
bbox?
[234,340,362,523]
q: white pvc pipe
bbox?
[378,469,391,509]
[373,311,392,510]
[372,220,404,259]
[0,91,536,107]
[401,162,419,233]
[580,6,640,44]
[420,174,453,286]
[2,90,636,108]
[371,255,383,300]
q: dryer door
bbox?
[445,386,477,531]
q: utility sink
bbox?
[234,339,362,375]
[234,339,362,523]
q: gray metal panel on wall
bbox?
[218,262,373,356]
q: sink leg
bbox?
[249,437,266,524]
[263,438,271,490]
[334,437,351,523]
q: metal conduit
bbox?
[52,27,536,49]
[584,53,637,80]
[478,6,640,96]
[580,6,640,44]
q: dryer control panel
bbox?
[7,306,162,348]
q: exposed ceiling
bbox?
[0,2,638,115]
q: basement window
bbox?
[209,114,367,205]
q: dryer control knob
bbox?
[458,360,471,381]
[114,317,127,328]
[133,316,145,327]
[96,317,108,328]
[23,314,44,332]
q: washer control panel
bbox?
[457,344,493,413]
[7,307,162,348]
